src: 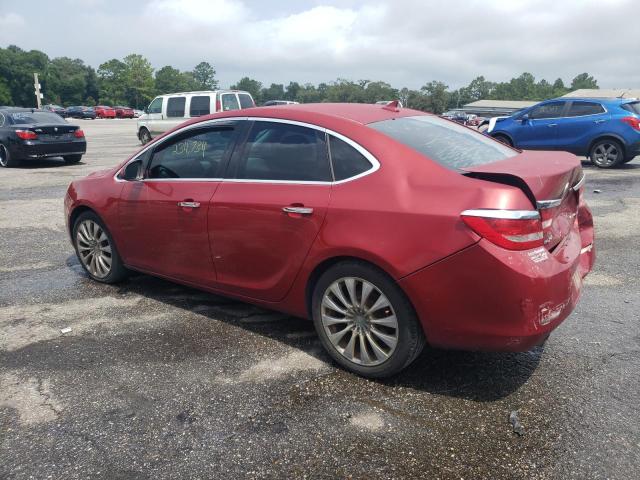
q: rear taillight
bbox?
[15,129,37,140]
[215,98,221,112]
[621,116,640,131]
[461,209,544,250]
[74,129,85,138]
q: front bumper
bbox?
[399,212,595,352]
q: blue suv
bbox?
[487,98,640,168]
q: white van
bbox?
[137,90,255,144]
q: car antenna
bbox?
[382,100,401,112]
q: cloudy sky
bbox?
[1,0,638,89]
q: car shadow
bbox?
[581,159,640,170]
[76,267,542,402]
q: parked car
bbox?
[94,105,116,119]
[133,109,145,118]
[65,103,594,377]
[137,90,256,144]
[263,100,299,106]
[65,106,97,119]
[114,106,134,118]
[0,108,86,167]
[487,97,640,168]
[42,104,68,118]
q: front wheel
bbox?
[64,154,82,164]
[311,261,425,378]
[73,211,128,283]
[493,134,512,147]
[139,128,151,145]
[590,139,624,168]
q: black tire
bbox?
[311,260,426,378]
[64,154,82,164]
[590,139,624,168]
[0,144,19,168]
[139,128,151,145]
[493,134,512,147]
[73,211,128,283]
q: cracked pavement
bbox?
[0,119,639,479]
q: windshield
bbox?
[10,111,66,124]
[369,115,517,169]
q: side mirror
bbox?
[122,160,142,181]
[520,114,530,123]
[144,107,149,114]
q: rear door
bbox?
[220,93,240,112]
[118,122,241,284]
[556,101,609,152]
[515,101,567,149]
[209,120,332,301]
[162,96,188,132]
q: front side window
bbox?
[529,102,566,119]
[566,101,605,117]
[233,121,331,181]
[189,96,210,117]
[329,136,372,180]
[147,126,236,179]
[369,115,517,169]
[166,97,186,117]
[148,97,163,114]
[238,94,255,109]
[221,94,240,111]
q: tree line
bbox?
[0,44,599,113]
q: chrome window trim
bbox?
[536,198,563,209]
[114,116,381,185]
[0,112,5,127]
[461,209,541,220]
[572,173,585,191]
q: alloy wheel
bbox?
[76,219,112,278]
[593,142,619,167]
[321,277,399,366]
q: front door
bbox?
[146,97,164,136]
[118,122,241,284]
[210,120,332,302]
[514,101,567,150]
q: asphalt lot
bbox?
[0,118,639,479]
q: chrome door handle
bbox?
[547,123,558,127]
[178,201,200,208]
[594,119,607,124]
[282,206,313,215]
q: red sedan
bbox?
[64,103,595,377]
[114,106,134,118]
[94,106,116,119]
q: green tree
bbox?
[97,58,127,104]
[571,73,598,90]
[123,54,154,108]
[421,81,449,113]
[231,77,263,103]
[0,45,49,107]
[285,81,301,101]
[45,57,95,105]
[191,62,218,90]
[261,83,285,102]
[552,78,569,97]
[155,66,188,94]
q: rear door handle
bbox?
[594,119,607,124]
[282,206,313,215]
[178,201,200,208]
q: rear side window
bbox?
[233,121,331,181]
[147,127,236,179]
[148,97,163,114]
[622,102,640,114]
[329,136,372,180]
[166,97,186,117]
[189,96,210,117]
[566,101,605,117]
[529,102,566,119]
[238,94,255,109]
[369,115,517,169]
[221,94,240,111]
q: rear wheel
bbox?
[493,134,512,147]
[311,261,425,378]
[139,128,151,145]
[590,139,623,168]
[73,211,128,283]
[64,154,82,164]
[0,144,18,168]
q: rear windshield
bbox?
[369,115,517,169]
[622,102,640,114]
[10,111,65,124]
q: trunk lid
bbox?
[16,124,78,142]
[463,150,584,251]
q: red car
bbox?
[113,106,134,118]
[94,106,116,119]
[64,103,595,377]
